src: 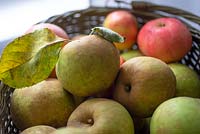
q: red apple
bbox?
[103,10,138,50]
[120,56,125,67]
[137,17,192,63]
[25,23,69,39]
[25,23,69,78]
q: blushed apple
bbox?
[137,17,192,63]
[25,23,69,39]
[103,10,138,50]
[120,56,125,67]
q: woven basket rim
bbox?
[0,1,200,134]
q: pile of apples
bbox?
[9,10,200,134]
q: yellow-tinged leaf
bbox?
[0,28,66,88]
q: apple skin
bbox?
[120,49,143,61]
[64,98,134,134]
[120,56,125,67]
[137,17,192,63]
[168,63,200,98]
[10,78,75,130]
[21,125,56,134]
[103,10,138,50]
[56,35,120,97]
[113,56,176,118]
[71,34,87,40]
[25,23,69,39]
[90,57,124,99]
[150,97,200,134]
[25,23,69,78]
[90,83,115,99]
[51,127,87,134]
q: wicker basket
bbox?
[0,1,199,134]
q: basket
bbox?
[0,1,199,134]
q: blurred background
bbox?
[0,0,199,54]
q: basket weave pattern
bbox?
[0,1,199,134]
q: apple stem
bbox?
[124,84,132,92]
[87,118,94,125]
[157,22,166,27]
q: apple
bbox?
[89,56,124,99]
[51,127,86,134]
[10,78,75,130]
[120,56,125,67]
[25,23,69,39]
[103,10,138,50]
[137,17,192,63]
[72,95,86,107]
[21,125,56,134]
[120,49,143,61]
[168,63,200,98]
[150,97,200,134]
[56,35,120,97]
[113,56,176,118]
[53,98,134,134]
[90,83,115,99]
[71,34,87,40]
[25,23,69,78]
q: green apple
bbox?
[51,127,87,134]
[56,35,120,97]
[168,63,200,98]
[113,56,176,118]
[52,98,134,134]
[151,97,200,134]
[120,49,143,61]
[10,78,75,130]
[21,125,56,134]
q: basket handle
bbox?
[131,1,200,25]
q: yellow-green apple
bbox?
[113,56,176,118]
[150,97,200,134]
[50,127,86,134]
[137,17,192,63]
[10,78,75,130]
[25,23,69,78]
[21,125,56,134]
[90,57,124,99]
[103,10,138,50]
[120,49,143,61]
[54,98,134,134]
[168,63,200,98]
[56,35,120,97]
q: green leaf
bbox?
[0,28,65,88]
[90,27,125,43]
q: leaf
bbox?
[90,27,125,43]
[0,28,65,88]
